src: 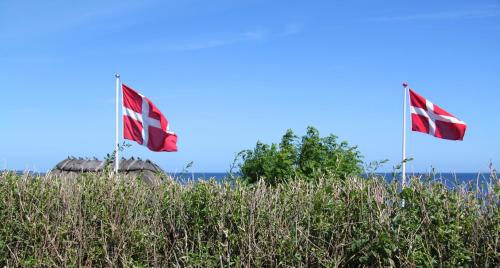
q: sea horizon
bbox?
[10,170,495,187]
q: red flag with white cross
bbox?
[409,89,467,141]
[122,84,177,151]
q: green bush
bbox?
[0,172,498,267]
[238,126,363,184]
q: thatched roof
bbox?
[51,157,166,185]
[53,157,163,173]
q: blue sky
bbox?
[1,0,499,173]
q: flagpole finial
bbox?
[403,82,408,88]
[115,74,120,78]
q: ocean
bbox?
[12,171,497,188]
[168,172,496,186]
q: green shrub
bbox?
[0,172,497,267]
[238,126,363,184]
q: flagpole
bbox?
[115,74,121,173]
[402,82,408,187]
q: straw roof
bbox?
[53,157,163,172]
[50,157,166,184]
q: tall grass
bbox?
[0,172,498,267]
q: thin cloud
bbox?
[168,39,239,51]
[365,7,500,22]
[164,29,269,51]
[133,23,303,53]
[241,30,269,41]
[282,23,304,36]
[0,0,158,39]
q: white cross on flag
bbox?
[122,84,177,151]
[409,89,466,141]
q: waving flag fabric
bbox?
[122,84,178,151]
[409,89,466,141]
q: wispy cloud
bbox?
[141,23,304,52]
[166,39,238,51]
[282,23,304,36]
[0,0,158,39]
[161,29,269,51]
[365,6,500,22]
[241,30,269,41]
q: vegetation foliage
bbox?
[0,171,498,267]
[238,126,363,184]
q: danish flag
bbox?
[122,84,177,151]
[409,89,466,141]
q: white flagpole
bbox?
[402,82,408,187]
[115,74,121,173]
